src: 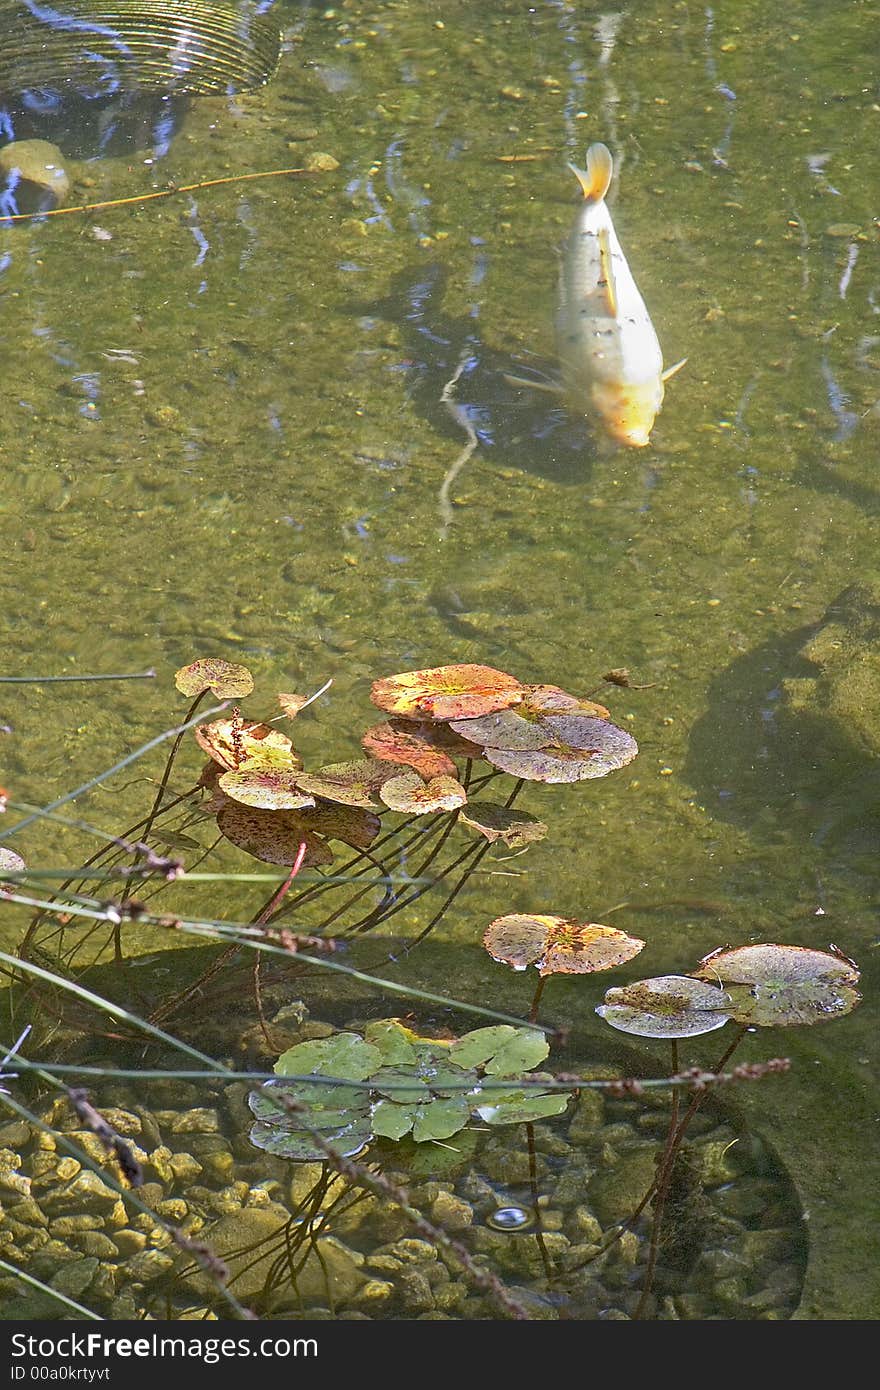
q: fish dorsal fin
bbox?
[567,142,614,204]
[596,227,619,318]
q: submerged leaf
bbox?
[370,663,524,721]
[195,717,299,772]
[597,975,733,1038]
[692,943,862,1027]
[217,803,333,868]
[174,658,254,699]
[300,803,382,850]
[459,803,548,848]
[484,915,645,976]
[378,771,468,814]
[218,766,315,811]
[277,692,310,718]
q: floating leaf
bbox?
[484,915,645,976]
[370,663,524,721]
[448,1025,550,1075]
[449,708,554,750]
[521,684,610,719]
[412,1096,472,1141]
[277,692,310,718]
[0,848,25,876]
[295,759,398,809]
[596,976,734,1038]
[217,803,333,868]
[378,771,468,814]
[475,1089,570,1125]
[218,766,315,811]
[459,803,548,848]
[363,1019,420,1065]
[195,717,299,772]
[361,720,467,778]
[369,1068,433,1103]
[485,718,638,782]
[274,1034,382,1081]
[175,658,254,699]
[692,943,862,1028]
[371,1098,421,1141]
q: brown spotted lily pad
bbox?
[175,659,254,699]
[370,664,524,721]
[378,771,468,814]
[449,708,555,751]
[218,767,316,811]
[520,684,610,719]
[217,803,333,868]
[692,943,862,1028]
[459,803,548,848]
[295,759,399,809]
[304,804,382,850]
[484,718,637,782]
[596,975,734,1038]
[0,848,26,877]
[194,717,301,773]
[484,914,645,976]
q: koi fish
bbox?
[558,142,684,446]
[507,142,684,447]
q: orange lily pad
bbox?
[295,759,399,809]
[459,803,548,848]
[484,914,644,976]
[378,771,468,814]
[521,684,610,719]
[692,943,862,1028]
[218,767,316,811]
[370,664,524,721]
[217,803,333,868]
[361,720,478,777]
[194,717,301,773]
[174,658,254,699]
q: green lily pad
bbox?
[448,1025,550,1075]
[692,943,862,1028]
[412,1096,472,1142]
[371,1099,421,1141]
[369,1067,433,1103]
[248,1080,373,1161]
[274,1033,382,1081]
[363,1019,420,1065]
[474,1089,571,1125]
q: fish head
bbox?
[592,377,664,448]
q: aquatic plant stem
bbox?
[525,1120,554,1279]
[529,975,548,1023]
[633,1038,680,1319]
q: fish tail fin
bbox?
[567,142,614,203]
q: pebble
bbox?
[123,1249,175,1283]
[429,1190,473,1231]
[168,1110,220,1135]
[169,1153,203,1183]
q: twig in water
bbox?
[438,351,480,536]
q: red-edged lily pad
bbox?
[361,719,479,778]
[378,771,468,814]
[295,759,399,809]
[217,804,333,868]
[596,976,734,1038]
[218,767,316,811]
[692,943,862,1028]
[370,663,524,721]
[459,803,548,848]
[174,658,255,699]
[194,718,301,773]
[484,914,644,976]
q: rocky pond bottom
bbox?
[0,1021,807,1321]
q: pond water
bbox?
[0,0,878,1321]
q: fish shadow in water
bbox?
[361,263,599,488]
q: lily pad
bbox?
[218,766,316,811]
[692,943,862,1028]
[448,708,554,750]
[195,717,299,773]
[217,803,334,868]
[474,1089,570,1125]
[378,771,468,814]
[249,1080,372,1161]
[596,975,734,1038]
[363,1019,420,1065]
[370,663,525,721]
[295,759,398,809]
[459,803,548,848]
[521,684,610,719]
[0,848,26,876]
[175,658,254,699]
[274,1034,382,1081]
[301,803,382,850]
[277,692,311,718]
[484,914,645,976]
[361,720,466,778]
[448,1025,550,1075]
[485,719,637,782]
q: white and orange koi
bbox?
[557,142,684,446]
